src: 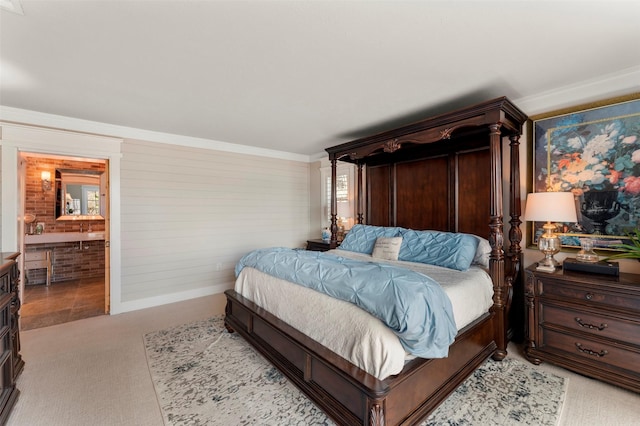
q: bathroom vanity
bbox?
[0,252,23,423]
[24,233,105,285]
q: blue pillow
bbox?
[398,229,479,271]
[339,224,402,254]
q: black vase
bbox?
[580,190,621,235]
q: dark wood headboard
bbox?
[326,96,528,351]
[365,144,491,238]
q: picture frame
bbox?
[528,93,640,252]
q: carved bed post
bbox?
[507,135,522,256]
[357,162,364,224]
[368,402,384,426]
[488,123,508,360]
[507,134,523,341]
[330,155,339,246]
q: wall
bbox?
[1,123,311,314]
[0,148,2,246]
[119,139,310,305]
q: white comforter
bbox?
[234,249,494,380]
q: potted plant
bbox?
[605,229,640,261]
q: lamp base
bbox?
[535,252,561,272]
[535,263,556,272]
[536,223,562,272]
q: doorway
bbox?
[19,153,110,330]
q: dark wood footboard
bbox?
[224,289,497,426]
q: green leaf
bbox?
[603,229,640,260]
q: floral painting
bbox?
[531,94,640,250]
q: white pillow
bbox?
[472,236,492,268]
[372,237,403,261]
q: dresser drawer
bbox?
[542,328,640,373]
[540,302,640,346]
[540,280,640,312]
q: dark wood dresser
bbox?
[524,264,640,393]
[0,252,23,424]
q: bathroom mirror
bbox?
[55,169,105,220]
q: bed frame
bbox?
[225,97,528,425]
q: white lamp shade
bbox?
[337,201,352,218]
[524,192,578,223]
[41,171,51,181]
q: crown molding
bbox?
[0,106,312,163]
[514,65,640,116]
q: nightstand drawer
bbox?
[542,328,640,373]
[541,302,640,346]
[540,280,640,312]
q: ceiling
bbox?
[1,1,640,158]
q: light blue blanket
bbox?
[235,247,457,358]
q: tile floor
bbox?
[20,278,106,330]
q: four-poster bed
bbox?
[225,97,528,425]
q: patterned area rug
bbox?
[144,316,567,426]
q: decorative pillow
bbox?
[398,229,479,271]
[339,224,402,254]
[371,237,403,261]
[470,235,491,268]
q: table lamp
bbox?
[524,191,578,271]
[336,201,353,241]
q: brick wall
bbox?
[24,156,106,234]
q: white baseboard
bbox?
[110,282,234,315]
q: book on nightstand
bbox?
[562,257,619,276]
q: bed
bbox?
[224,97,528,425]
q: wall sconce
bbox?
[41,171,51,191]
[524,191,578,271]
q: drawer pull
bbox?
[575,343,608,358]
[584,292,594,300]
[575,317,607,331]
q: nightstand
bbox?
[524,265,640,393]
[306,239,337,252]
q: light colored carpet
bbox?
[144,316,567,426]
[7,293,640,426]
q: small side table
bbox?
[306,239,337,252]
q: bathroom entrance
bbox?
[20,153,110,330]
